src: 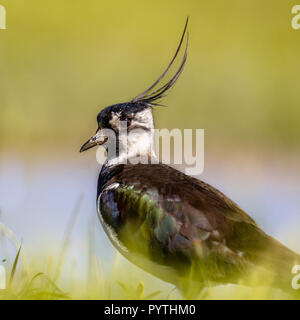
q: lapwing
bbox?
[80,19,300,298]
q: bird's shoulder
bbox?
[99,163,257,227]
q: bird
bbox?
[80,19,300,298]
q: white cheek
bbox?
[131,109,153,128]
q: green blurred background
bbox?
[1,0,300,150]
[0,0,300,299]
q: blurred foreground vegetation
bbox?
[0,216,294,300]
[0,247,292,300]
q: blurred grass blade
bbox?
[0,221,27,271]
[136,281,144,299]
[145,290,162,300]
[116,280,128,293]
[31,272,44,281]
[54,194,83,281]
[9,244,22,287]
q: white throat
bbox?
[105,108,157,167]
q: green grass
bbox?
[0,249,292,300]
[0,214,295,300]
[0,195,296,300]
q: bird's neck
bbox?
[98,128,157,196]
[105,126,157,168]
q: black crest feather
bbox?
[131,17,189,106]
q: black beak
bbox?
[80,129,107,152]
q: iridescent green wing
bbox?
[100,185,180,256]
[99,182,255,285]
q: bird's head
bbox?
[79,101,154,153]
[80,18,189,163]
